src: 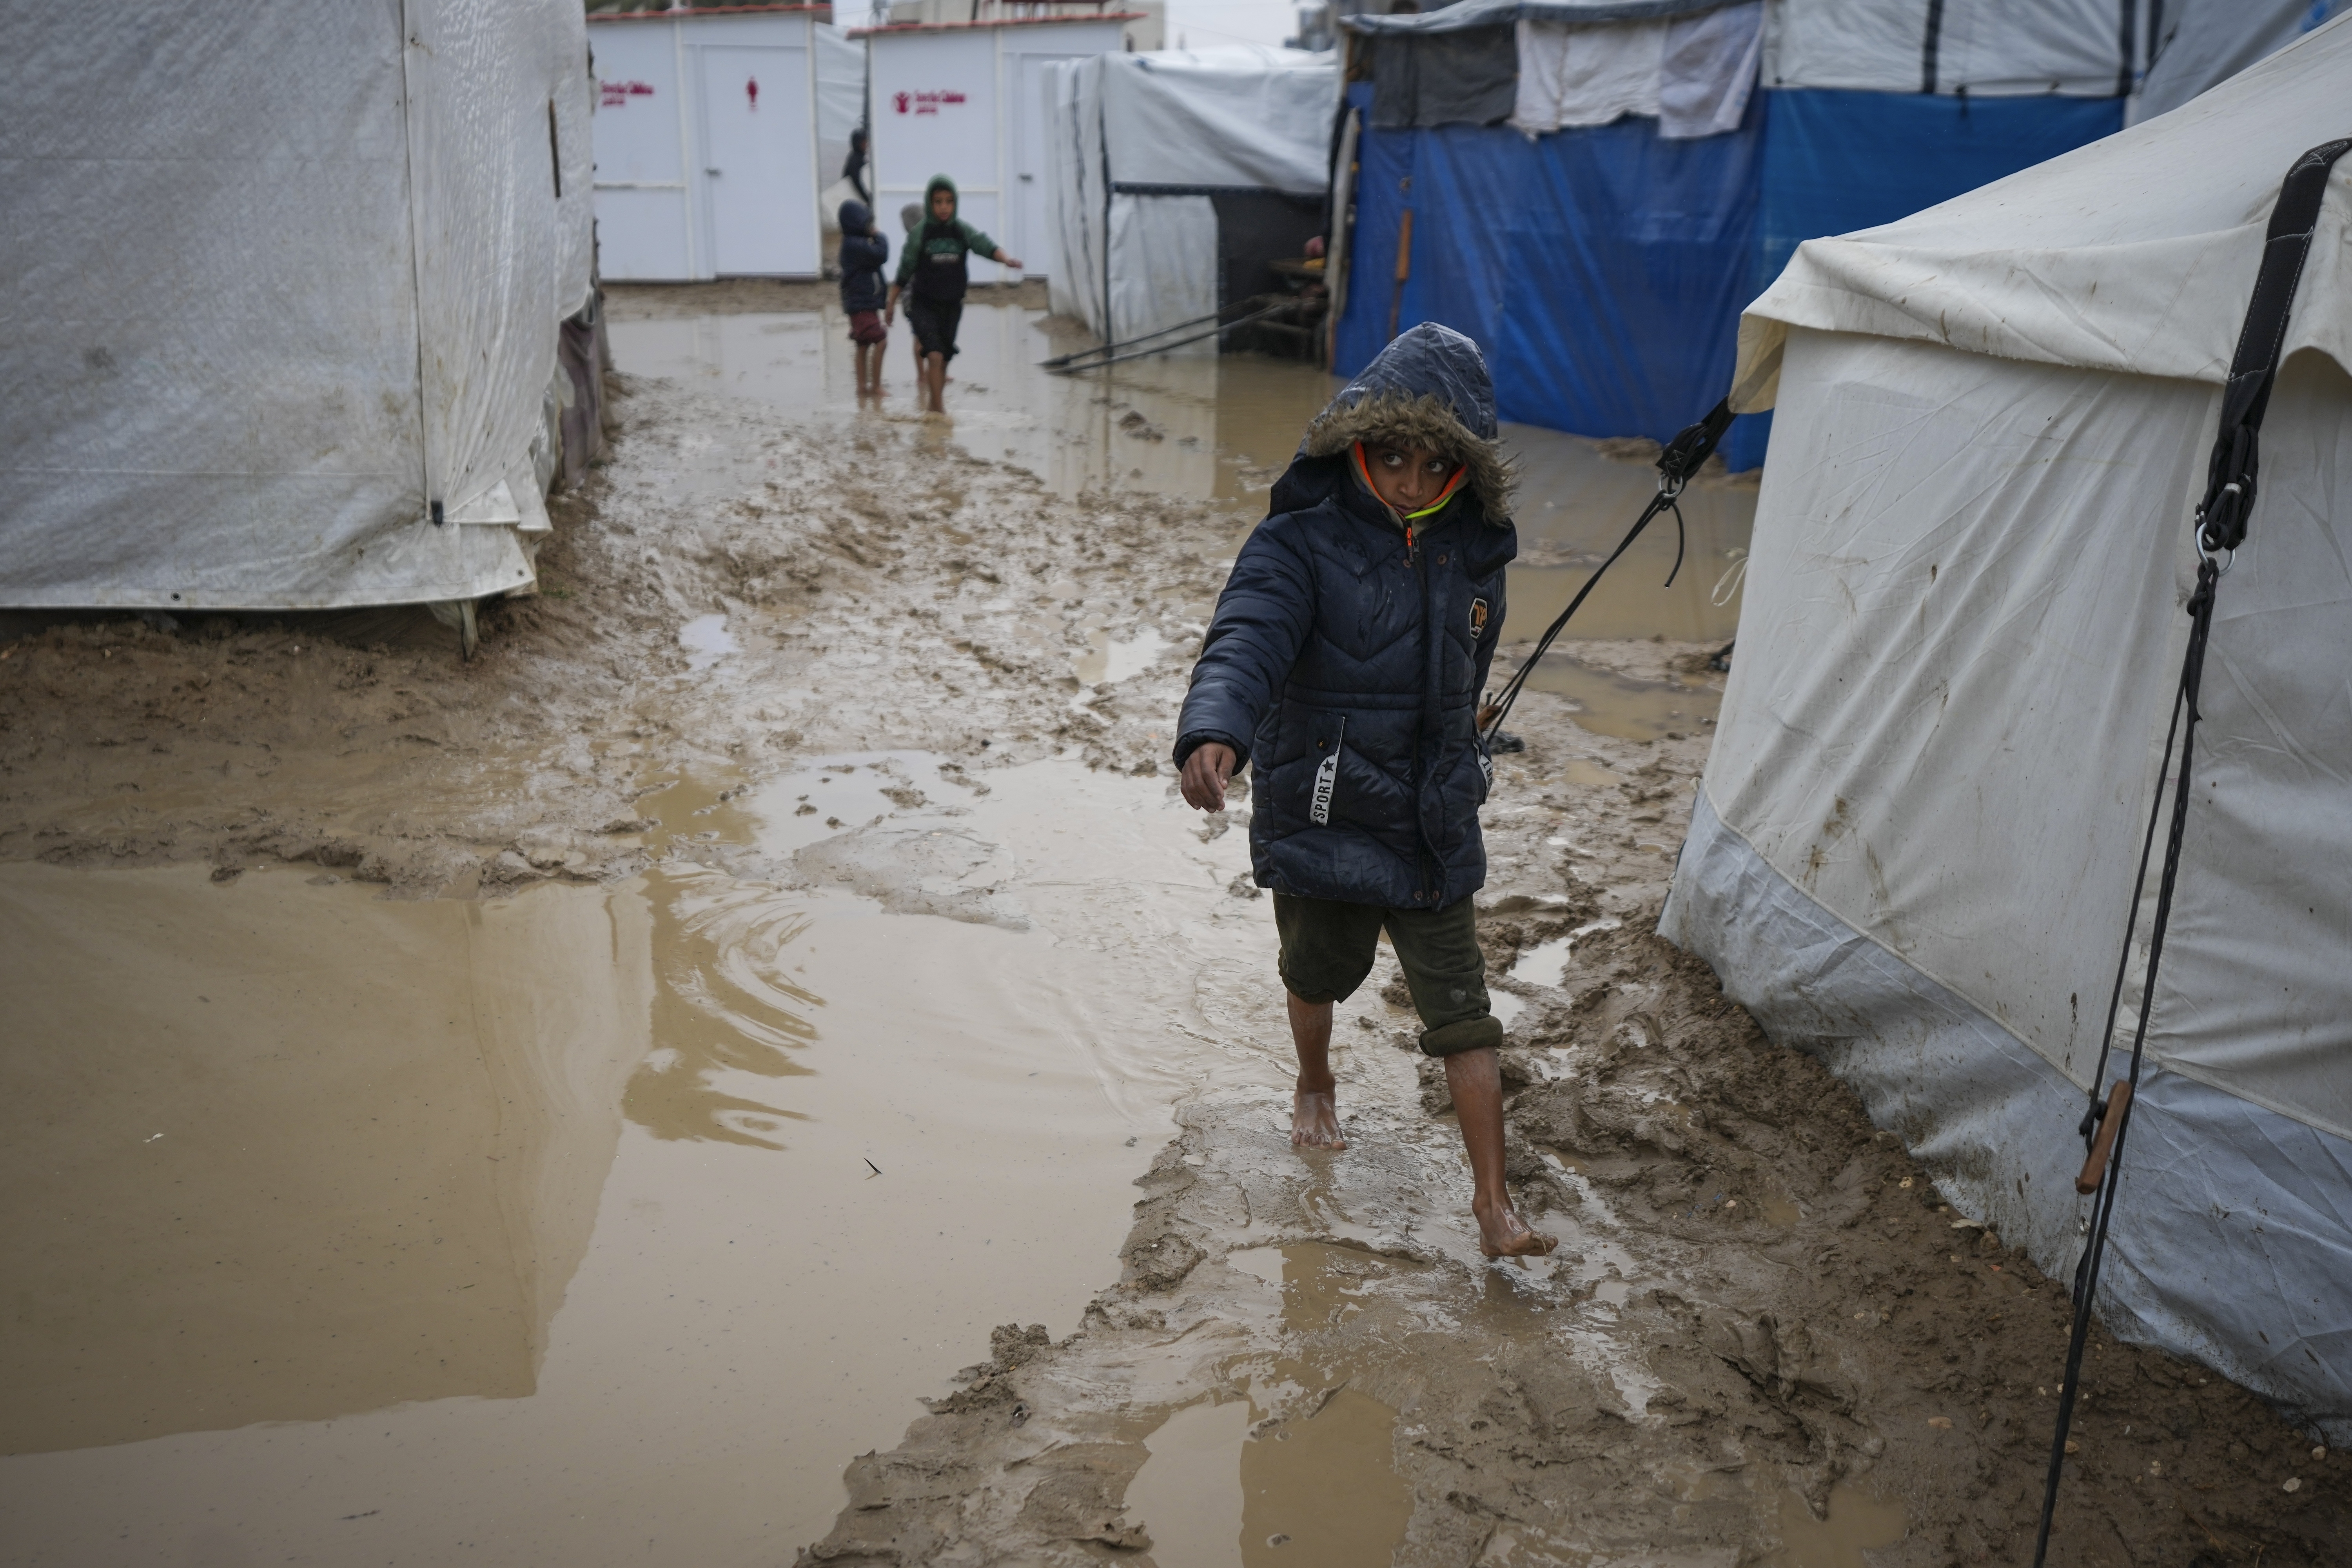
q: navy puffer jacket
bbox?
[1175,325,1516,910]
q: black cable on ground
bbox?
[1045,299,1301,375]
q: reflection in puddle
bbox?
[0,754,1298,1563]
[678,612,737,672]
[626,866,819,1149]
[1128,1397,1251,1568]
[1766,1483,1909,1566]
[0,863,646,1454]
[1127,1243,1415,1568]
[1526,656,1722,742]
[1077,623,1171,686]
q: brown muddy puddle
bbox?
[1523,656,1724,743]
[1127,1241,1417,1567]
[606,303,1756,655]
[0,755,1328,1563]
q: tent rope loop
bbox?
[2030,136,2352,1568]
[1475,397,1735,740]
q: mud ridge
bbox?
[800,902,2346,1566]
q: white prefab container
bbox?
[590,6,825,281]
[858,16,1132,284]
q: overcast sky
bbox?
[1162,0,1308,51]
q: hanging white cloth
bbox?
[1510,5,1761,140]
[1659,2,1763,140]
[1509,18,1664,135]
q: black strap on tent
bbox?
[1477,398,1736,739]
[2030,136,2351,1568]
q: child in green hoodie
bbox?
[885,174,1022,415]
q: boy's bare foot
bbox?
[1292,1085,1346,1149]
[1474,1198,1557,1259]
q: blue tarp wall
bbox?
[1334,82,2126,471]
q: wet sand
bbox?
[0,288,2341,1566]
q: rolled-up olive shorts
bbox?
[1274,892,1502,1058]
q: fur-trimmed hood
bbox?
[1298,323,1514,523]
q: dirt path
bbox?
[2,362,2340,1567]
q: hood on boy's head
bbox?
[924,173,957,217]
[838,199,872,234]
[1300,322,1514,522]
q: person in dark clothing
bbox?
[884,174,1021,415]
[843,126,871,205]
[1174,323,1555,1260]
[837,199,889,397]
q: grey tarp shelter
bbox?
[0,0,597,611]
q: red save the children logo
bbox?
[893,89,968,116]
[598,79,655,107]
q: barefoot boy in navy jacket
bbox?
[1175,324,1555,1259]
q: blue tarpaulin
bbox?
[1336,83,1762,448]
[1338,83,2127,470]
[1720,87,2126,467]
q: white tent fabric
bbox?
[1666,15,2352,1437]
[1044,47,1338,342]
[1761,0,2131,96]
[0,0,592,611]
[1509,3,1761,138]
[1094,45,1338,192]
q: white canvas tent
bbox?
[1044,46,1339,345]
[0,0,595,613]
[1663,16,2352,1437]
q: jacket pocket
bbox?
[1308,715,1347,826]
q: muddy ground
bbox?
[2,324,2342,1567]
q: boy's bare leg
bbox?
[1445,1046,1557,1258]
[1287,993,1345,1149]
[924,351,947,413]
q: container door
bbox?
[699,44,816,276]
[1008,53,1069,282]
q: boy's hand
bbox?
[1180,743,1237,812]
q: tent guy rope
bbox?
[2031,134,2352,1568]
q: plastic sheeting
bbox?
[1735,20,2349,407]
[2,0,593,611]
[1044,48,1338,341]
[1334,83,1760,443]
[1509,3,1761,136]
[815,23,867,196]
[1370,28,1519,129]
[1094,46,1338,192]
[2130,0,2348,123]
[1762,0,2134,96]
[1346,0,1742,36]
[1715,83,2123,470]
[1666,16,2352,1432]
